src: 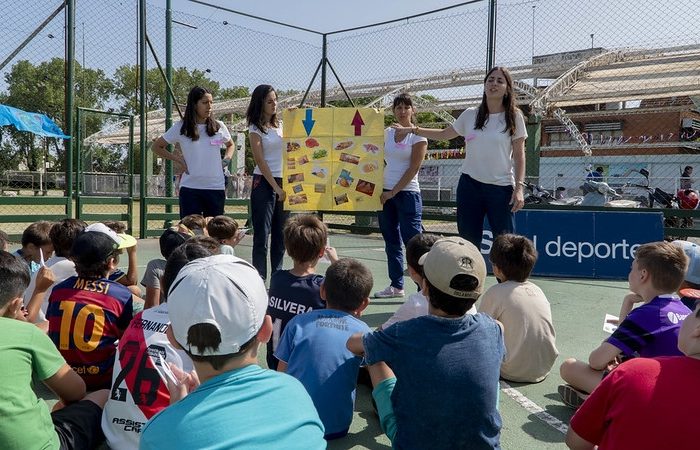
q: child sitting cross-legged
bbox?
[46,224,141,391]
[559,241,691,408]
[275,258,373,440]
[478,233,558,383]
[347,237,505,449]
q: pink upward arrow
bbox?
[351,110,365,136]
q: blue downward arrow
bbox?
[302,108,315,136]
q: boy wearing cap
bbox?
[140,227,192,309]
[140,254,326,450]
[46,223,140,390]
[672,240,700,310]
[347,237,505,449]
[275,258,372,440]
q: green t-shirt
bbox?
[0,317,66,450]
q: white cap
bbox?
[418,236,486,300]
[85,222,137,249]
[167,254,268,356]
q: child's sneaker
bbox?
[374,286,405,298]
[558,384,588,409]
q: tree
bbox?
[0,58,113,172]
[112,65,221,115]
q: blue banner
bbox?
[0,104,70,139]
[481,210,665,279]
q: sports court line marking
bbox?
[500,381,569,435]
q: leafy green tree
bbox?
[112,65,221,114]
[0,58,113,172]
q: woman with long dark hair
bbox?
[152,86,235,218]
[394,66,528,249]
[246,84,289,280]
[374,93,428,298]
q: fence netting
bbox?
[0,0,697,234]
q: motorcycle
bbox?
[522,181,583,206]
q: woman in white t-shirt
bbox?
[374,94,428,298]
[152,86,235,218]
[246,84,289,280]
[394,67,528,250]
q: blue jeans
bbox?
[179,186,225,218]
[250,175,289,280]
[456,174,514,250]
[378,190,422,290]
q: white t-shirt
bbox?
[22,256,77,323]
[162,120,231,190]
[249,124,283,178]
[382,291,477,330]
[102,303,193,450]
[452,107,528,186]
[383,128,428,192]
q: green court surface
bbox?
[35,231,632,449]
[131,231,630,450]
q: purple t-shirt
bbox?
[607,295,691,358]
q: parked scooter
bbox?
[521,181,583,206]
[580,180,629,207]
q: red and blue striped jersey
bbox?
[47,276,133,390]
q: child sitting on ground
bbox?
[206,215,244,255]
[478,233,558,383]
[139,254,326,449]
[380,233,479,329]
[0,251,108,449]
[46,224,140,390]
[14,220,54,275]
[566,296,700,449]
[275,258,372,440]
[559,241,691,408]
[102,242,210,450]
[266,214,337,370]
[673,240,700,310]
[347,237,505,449]
[140,227,192,309]
[23,219,86,324]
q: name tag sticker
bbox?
[210,138,224,146]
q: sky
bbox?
[1,0,698,104]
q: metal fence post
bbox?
[139,0,148,238]
[64,0,75,217]
[486,0,497,71]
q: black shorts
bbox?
[52,400,105,450]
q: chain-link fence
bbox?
[0,0,698,236]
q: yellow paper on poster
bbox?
[282,108,384,212]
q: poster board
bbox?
[282,108,384,211]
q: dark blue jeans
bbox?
[250,175,289,280]
[456,174,514,250]
[179,186,225,218]
[378,190,423,290]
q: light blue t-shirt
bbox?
[139,364,325,450]
[275,309,370,437]
[363,313,505,450]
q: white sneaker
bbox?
[374,286,405,298]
